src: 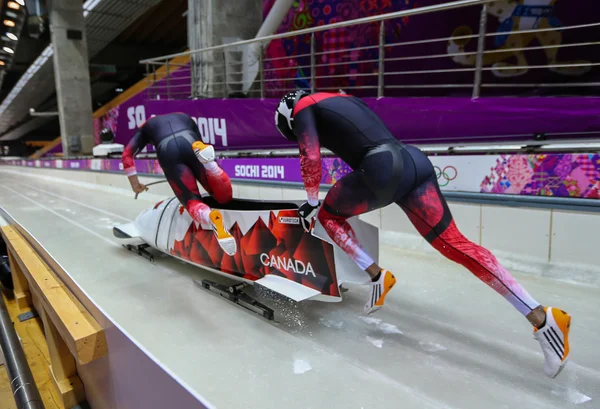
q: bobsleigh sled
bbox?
[113,196,378,319]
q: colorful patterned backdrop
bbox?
[481,153,600,199]
[263,0,600,97]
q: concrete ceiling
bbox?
[0,0,189,141]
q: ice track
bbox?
[0,169,598,409]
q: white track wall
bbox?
[4,166,599,286]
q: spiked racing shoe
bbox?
[364,269,396,314]
[533,307,571,378]
[209,209,237,256]
[193,140,216,164]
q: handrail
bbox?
[140,0,496,63]
[140,0,599,100]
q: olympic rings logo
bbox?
[434,165,457,187]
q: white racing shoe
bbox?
[533,307,571,378]
[364,269,396,314]
[209,209,237,256]
[192,140,216,164]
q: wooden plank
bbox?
[40,308,85,408]
[0,362,18,409]
[0,226,107,365]
[25,141,53,148]
[29,137,62,159]
[7,251,31,310]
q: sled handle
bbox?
[135,179,168,199]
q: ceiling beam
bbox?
[0,115,54,141]
[147,0,187,44]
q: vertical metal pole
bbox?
[153,68,157,100]
[222,50,227,98]
[166,60,171,100]
[310,33,316,93]
[259,44,265,99]
[190,53,196,99]
[378,20,385,98]
[145,63,150,100]
[472,4,488,99]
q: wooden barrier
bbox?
[0,226,108,408]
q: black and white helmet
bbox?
[275,90,308,141]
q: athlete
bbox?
[120,113,237,256]
[275,90,571,378]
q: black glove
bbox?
[298,201,320,232]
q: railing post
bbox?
[153,68,157,100]
[378,20,385,98]
[259,43,265,99]
[222,50,227,98]
[166,60,171,100]
[310,32,316,93]
[145,63,150,100]
[472,4,488,99]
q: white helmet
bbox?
[274,90,309,141]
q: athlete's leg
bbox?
[164,162,212,225]
[162,154,236,256]
[204,162,233,204]
[189,158,233,204]
[397,148,540,318]
[318,144,406,314]
[397,147,571,377]
[318,171,397,314]
[317,171,382,274]
[191,140,232,204]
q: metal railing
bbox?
[140,0,599,100]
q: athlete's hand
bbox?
[298,201,320,232]
[132,183,147,194]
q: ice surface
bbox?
[359,316,381,325]
[359,316,403,334]
[366,336,384,348]
[1,168,599,409]
[378,322,403,335]
[293,359,312,374]
[319,318,344,329]
[419,341,448,353]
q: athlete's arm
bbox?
[295,107,321,206]
[122,128,149,194]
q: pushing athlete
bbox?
[275,90,571,378]
[120,112,237,256]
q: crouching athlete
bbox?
[121,112,237,256]
[275,90,571,378]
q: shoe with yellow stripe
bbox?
[209,209,236,256]
[192,140,215,164]
[364,269,396,314]
[533,307,571,378]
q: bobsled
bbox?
[113,196,378,319]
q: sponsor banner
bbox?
[218,156,355,185]
[2,153,599,199]
[88,96,600,156]
[220,158,294,181]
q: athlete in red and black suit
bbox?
[121,112,237,256]
[275,91,571,378]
